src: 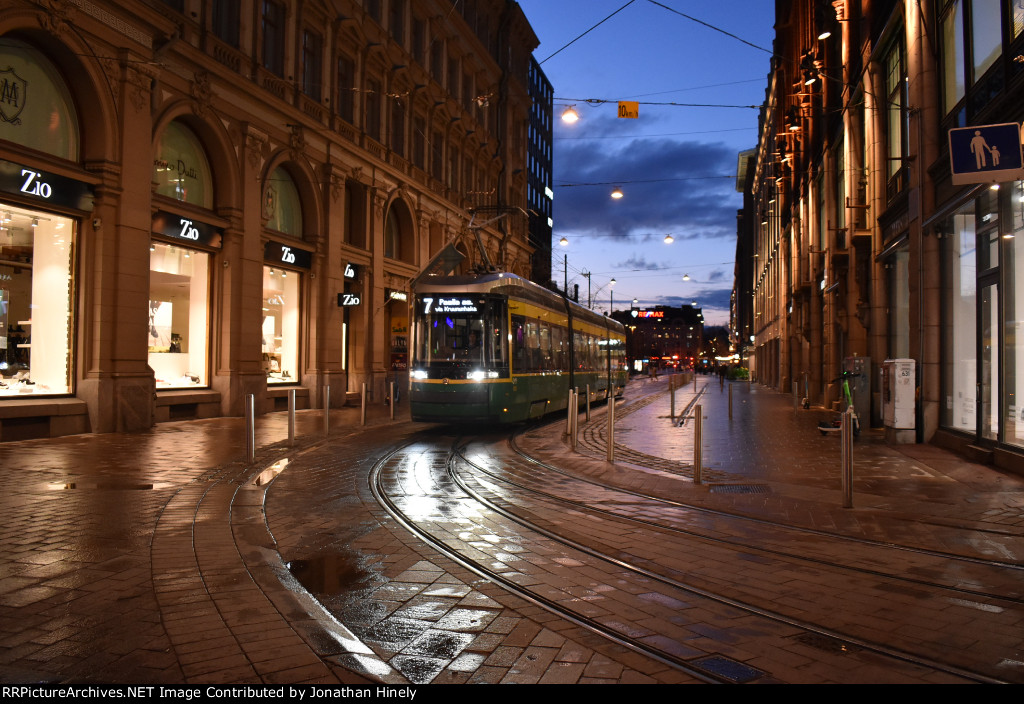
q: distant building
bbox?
[527,57,554,287]
[612,305,705,372]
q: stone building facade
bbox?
[0,0,543,439]
[739,0,1024,470]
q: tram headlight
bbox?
[411,370,428,380]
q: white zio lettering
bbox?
[341,293,360,306]
[20,169,52,199]
[281,246,296,264]
[177,218,200,240]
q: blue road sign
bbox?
[949,122,1024,185]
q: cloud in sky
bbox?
[613,255,670,271]
[659,287,733,313]
[553,130,741,242]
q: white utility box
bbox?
[882,358,915,429]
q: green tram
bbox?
[410,273,627,424]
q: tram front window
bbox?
[413,296,507,378]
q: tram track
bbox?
[369,434,1012,684]
[521,387,1024,570]
[459,437,1024,605]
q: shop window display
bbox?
[148,243,209,388]
[0,206,74,396]
[263,265,299,383]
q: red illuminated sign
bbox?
[633,310,664,319]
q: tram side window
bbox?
[538,322,552,370]
[487,313,508,368]
[552,325,567,369]
[512,315,527,371]
[525,319,541,371]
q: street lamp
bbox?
[610,277,616,314]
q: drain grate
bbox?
[709,484,770,494]
[691,655,765,683]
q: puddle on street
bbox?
[287,549,375,596]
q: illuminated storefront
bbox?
[0,39,89,410]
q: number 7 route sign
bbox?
[948,122,1024,185]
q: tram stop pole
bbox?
[361,383,367,426]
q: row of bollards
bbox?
[565,385,616,461]
[245,380,401,461]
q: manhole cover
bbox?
[691,655,765,683]
[709,484,770,494]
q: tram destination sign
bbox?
[422,296,483,314]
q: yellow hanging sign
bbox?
[617,101,639,119]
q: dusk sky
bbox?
[516,0,777,325]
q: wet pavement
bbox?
[0,376,1022,684]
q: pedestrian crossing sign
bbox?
[948,122,1024,185]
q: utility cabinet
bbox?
[882,358,915,429]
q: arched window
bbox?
[383,200,414,263]
[264,166,303,236]
[0,38,79,160]
[153,122,214,208]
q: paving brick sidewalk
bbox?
[0,403,404,684]
[1,377,1021,684]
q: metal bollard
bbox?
[566,388,574,436]
[586,384,591,422]
[571,390,579,451]
[606,396,615,463]
[841,407,854,508]
[728,382,733,420]
[361,383,367,426]
[323,385,330,436]
[245,394,255,463]
[389,381,395,420]
[670,380,676,420]
[287,389,296,446]
[693,403,703,485]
